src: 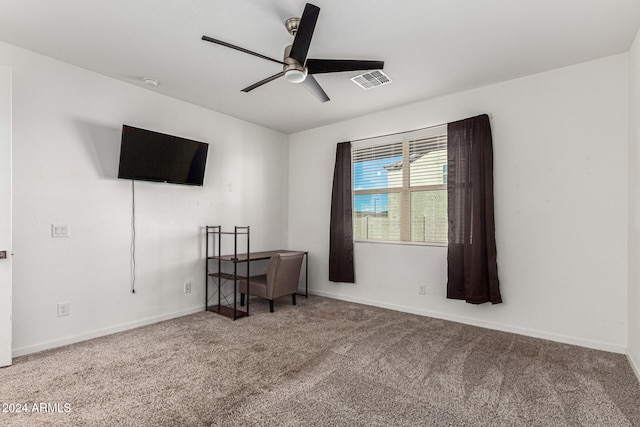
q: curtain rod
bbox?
[350,113,493,144]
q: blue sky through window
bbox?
[353,155,401,213]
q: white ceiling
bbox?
[1,0,639,134]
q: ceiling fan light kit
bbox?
[285,68,307,83]
[201,3,385,103]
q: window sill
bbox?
[354,239,447,248]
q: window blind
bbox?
[409,134,448,187]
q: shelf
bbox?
[208,272,247,280]
[209,231,249,235]
[206,225,251,321]
[207,305,248,319]
[207,255,249,262]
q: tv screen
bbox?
[117,125,209,186]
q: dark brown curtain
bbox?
[329,142,355,283]
[447,114,502,304]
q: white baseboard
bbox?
[12,306,204,358]
[628,352,640,383]
[309,290,627,355]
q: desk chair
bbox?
[239,252,305,313]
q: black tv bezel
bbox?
[117,125,209,186]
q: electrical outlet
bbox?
[51,224,70,238]
[57,302,70,317]
[184,282,192,294]
[418,285,426,295]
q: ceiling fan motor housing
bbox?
[283,44,307,83]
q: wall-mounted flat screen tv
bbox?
[117,125,209,186]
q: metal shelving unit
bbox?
[205,225,250,320]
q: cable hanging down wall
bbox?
[130,179,136,294]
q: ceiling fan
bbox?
[201,3,384,103]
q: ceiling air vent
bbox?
[350,70,392,90]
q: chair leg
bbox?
[292,293,297,306]
[240,293,245,306]
[269,300,274,313]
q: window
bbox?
[352,126,447,244]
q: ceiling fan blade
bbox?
[289,3,320,65]
[306,59,385,74]
[241,72,285,93]
[202,35,286,66]
[301,75,329,103]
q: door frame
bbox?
[0,65,12,367]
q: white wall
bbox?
[628,29,640,375]
[1,41,290,356]
[289,54,629,353]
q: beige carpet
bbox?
[1,296,639,426]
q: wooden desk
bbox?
[211,250,309,297]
